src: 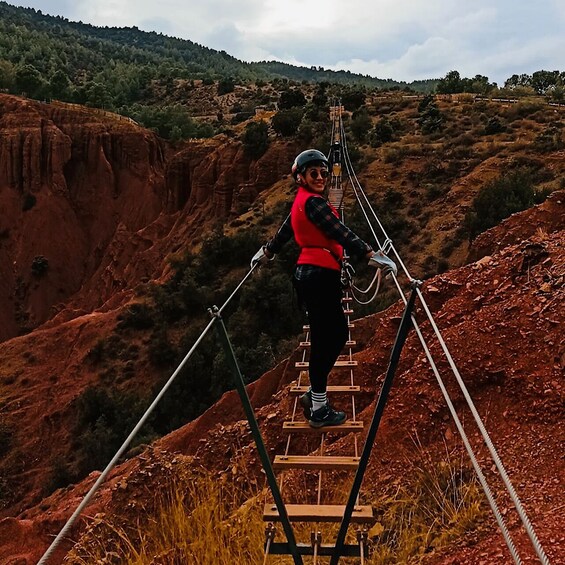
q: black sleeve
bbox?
[306,197,372,258]
[265,213,293,254]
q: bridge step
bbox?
[295,360,357,369]
[289,385,360,395]
[266,542,364,557]
[303,323,354,331]
[343,309,354,315]
[273,455,360,471]
[283,420,363,433]
[263,503,373,523]
[299,340,356,348]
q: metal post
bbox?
[210,307,303,565]
[330,281,420,565]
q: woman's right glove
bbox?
[368,250,398,277]
[250,246,274,269]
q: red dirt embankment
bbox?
[1,193,562,564]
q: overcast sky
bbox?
[7,0,565,85]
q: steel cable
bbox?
[389,277,522,563]
[340,127,549,562]
[38,264,260,564]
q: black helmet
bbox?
[291,149,328,179]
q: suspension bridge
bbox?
[37,101,551,565]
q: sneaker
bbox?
[299,390,312,419]
[309,404,347,428]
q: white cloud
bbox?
[331,37,456,82]
[6,0,565,84]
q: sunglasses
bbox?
[307,169,329,179]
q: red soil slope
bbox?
[1,193,562,564]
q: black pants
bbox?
[293,269,348,394]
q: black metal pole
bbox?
[210,306,303,565]
[330,281,420,565]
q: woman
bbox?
[251,149,397,427]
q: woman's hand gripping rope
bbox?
[368,250,398,278]
[250,246,274,269]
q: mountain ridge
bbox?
[0,1,432,90]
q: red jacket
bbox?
[291,186,343,271]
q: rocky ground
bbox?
[0,93,563,563]
[1,192,562,564]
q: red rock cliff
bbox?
[0,95,295,341]
[0,95,167,341]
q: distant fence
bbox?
[370,92,565,110]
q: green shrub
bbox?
[298,116,331,147]
[0,418,11,457]
[534,125,564,153]
[370,117,394,147]
[148,328,178,368]
[217,77,234,95]
[44,456,73,494]
[278,88,306,109]
[382,146,407,164]
[484,116,505,135]
[22,192,36,211]
[128,104,215,140]
[383,187,404,207]
[86,339,106,364]
[272,107,304,136]
[117,302,155,330]
[31,255,49,277]
[350,108,372,142]
[418,95,443,133]
[465,168,550,240]
[425,184,448,201]
[72,386,153,479]
[341,88,366,111]
[242,120,269,159]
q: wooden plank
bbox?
[289,385,360,395]
[342,296,353,303]
[299,340,356,348]
[343,309,354,315]
[295,360,358,369]
[263,503,373,523]
[267,543,363,557]
[273,455,360,471]
[303,323,354,331]
[283,420,363,433]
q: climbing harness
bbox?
[340,258,355,289]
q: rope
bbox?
[352,269,381,295]
[417,288,550,565]
[328,101,547,561]
[350,269,382,304]
[343,148,549,562]
[38,264,260,565]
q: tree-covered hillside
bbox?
[0,1,423,105]
[1,1,562,140]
